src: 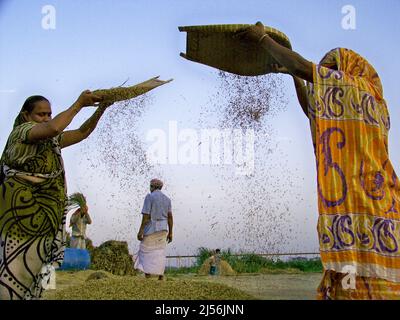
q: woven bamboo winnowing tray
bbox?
[93,76,173,104]
[179,24,292,76]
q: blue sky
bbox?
[1,0,400,256]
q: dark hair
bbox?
[13,95,50,128]
[21,95,49,113]
[216,249,221,253]
[1,95,51,183]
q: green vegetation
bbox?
[165,266,199,275]
[165,247,323,275]
[67,192,87,210]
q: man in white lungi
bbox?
[135,179,173,280]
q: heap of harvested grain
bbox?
[86,271,109,281]
[198,258,236,276]
[90,240,135,276]
[85,238,95,256]
[45,277,255,300]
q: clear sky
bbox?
[1,0,400,257]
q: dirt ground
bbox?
[188,273,323,300]
[43,271,323,300]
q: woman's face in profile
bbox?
[24,100,52,123]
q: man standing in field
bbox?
[69,205,92,249]
[135,179,173,280]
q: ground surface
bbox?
[191,273,322,300]
[42,270,322,300]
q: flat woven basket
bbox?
[93,76,172,104]
[179,24,292,76]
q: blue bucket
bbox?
[60,248,91,271]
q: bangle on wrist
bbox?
[258,33,269,44]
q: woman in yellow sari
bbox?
[237,22,400,299]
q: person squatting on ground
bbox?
[237,21,400,300]
[135,179,173,281]
[0,91,111,299]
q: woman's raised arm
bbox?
[235,22,314,82]
[26,90,103,142]
[60,102,112,148]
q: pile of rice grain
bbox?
[198,259,236,276]
[90,240,136,276]
[45,276,256,300]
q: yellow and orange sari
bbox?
[307,48,400,299]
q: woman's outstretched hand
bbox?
[234,21,268,43]
[76,90,103,107]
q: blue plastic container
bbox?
[60,248,91,271]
